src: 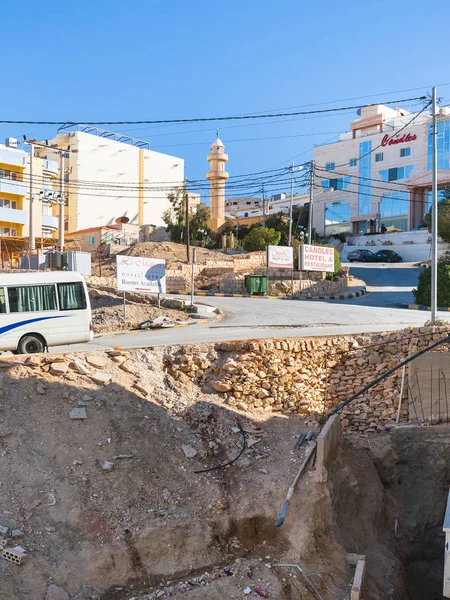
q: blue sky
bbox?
[3,0,450,202]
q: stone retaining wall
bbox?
[165,327,450,432]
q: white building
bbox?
[37,126,184,234]
[312,103,450,236]
[226,193,308,219]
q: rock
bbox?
[133,383,148,396]
[11,529,24,538]
[90,372,111,386]
[182,445,198,458]
[69,408,87,420]
[45,584,69,600]
[100,461,114,471]
[212,381,231,393]
[50,362,68,376]
[86,355,107,369]
[70,360,91,375]
[223,358,238,372]
[0,526,8,535]
[36,384,46,395]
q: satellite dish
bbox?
[115,216,129,224]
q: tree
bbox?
[190,203,210,244]
[413,254,450,307]
[162,188,185,244]
[162,188,211,244]
[425,191,450,242]
[242,227,281,251]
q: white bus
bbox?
[0,271,93,354]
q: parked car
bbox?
[347,249,377,263]
[374,250,403,263]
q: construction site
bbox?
[0,324,449,600]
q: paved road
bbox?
[53,272,447,353]
[348,262,422,307]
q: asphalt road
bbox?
[348,262,422,307]
[52,263,446,352]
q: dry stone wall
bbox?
[166,326,450,432]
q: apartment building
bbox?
[312,103,450,236]
[38,125,184,234]
[0,138,59,240]
[226,193,308,220]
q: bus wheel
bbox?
[18,334,46,355]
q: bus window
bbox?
[57,282,87,310]
[8,285,58,313]
[0,287,5,313]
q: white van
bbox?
[0,271,93,354]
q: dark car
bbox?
[374,250,403,263]
[347,249,377,263]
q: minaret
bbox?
[206,130,229,232]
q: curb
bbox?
[396,303,450,312]
[167,288,367,301]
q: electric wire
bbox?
[0,96,426,126]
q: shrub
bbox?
[242,227,281,252]
[413,255,450,307]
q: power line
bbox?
[0,96,426,126]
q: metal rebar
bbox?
[407,381,420,424]
[442,371,449,424]
[271,564,325,600]
[415,371,426,424]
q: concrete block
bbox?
[316,414,343,481]
[2,547,25,564]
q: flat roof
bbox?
[0,271,85,285]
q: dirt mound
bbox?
[89,287,187,333]
[123,243,235,266]
[0,348,346,600]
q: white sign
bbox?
[116,255,166,294]
[300,244,335,273]
[267,245,293,268]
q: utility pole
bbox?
[308,160,315,244]
[29,143,35,251]
[262,184,266,226]
[58,152,65,251]
[288,162,294,246]
[185,184,190,263]
[431,87,438,324]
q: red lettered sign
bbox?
[300,244,334,273]
[381,133,417,147]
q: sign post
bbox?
[123,291,126,320]
[190,247,197,307]
[116,256,166,299]
[300,244,334,273]
[267,246,294,297]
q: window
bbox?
[325,162,335,172]
[64,174,69,183]
[324,201,352,235]
[43,175,51,189]
[0,199,17,209]
[400,147,411,157]
[349,158,357,167]
[379,191,409,231]
[0,288,5,313]
[57,282,87,311]
[246,201,251,205]
[90,235,96,245]
[8,285,58,313]
[0,227,17,236]
[388,168,400,181]
[375,153,384,162]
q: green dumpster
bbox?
[245,275,268,295]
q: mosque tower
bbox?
[206,131,229,232]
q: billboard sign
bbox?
[116,255,166,294]
[300,244,334,273]
[267,245,294,268]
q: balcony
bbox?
[42,214,58,230]
[0,148,27,168]
[0,178,27,196]
[0,206,28,225]
[41,159,59,176]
